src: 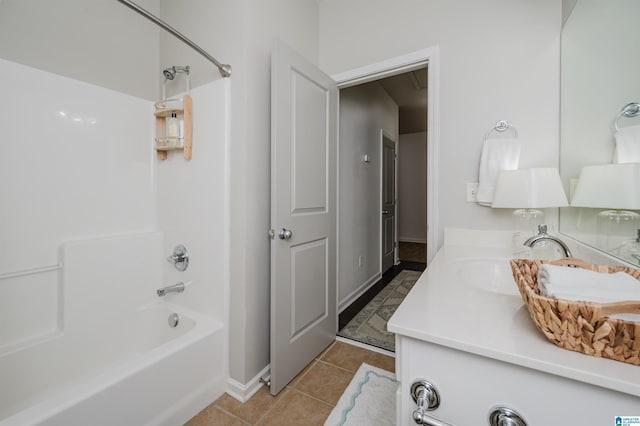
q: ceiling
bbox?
[378,67,428,134]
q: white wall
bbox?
[338,82,398,310]
[158,0,243,95]
[319,0,562,249]
[230,0,320,387]
[0,0,160,100]
[398,132,427,243]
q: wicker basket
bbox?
[510,258,640,365]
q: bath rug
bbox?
[324,363,397,426]
[338,270,421,351]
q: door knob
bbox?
[278,228,293,240]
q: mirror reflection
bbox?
[559,0,640,265]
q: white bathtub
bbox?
[0,301,224,426]
[0,233,226,426]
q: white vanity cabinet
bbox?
[395,336,640,425]
[388,231,640,426]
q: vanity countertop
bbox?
[387,231,640,397]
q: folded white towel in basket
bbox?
[614,125,640,163]
[476,138,520,206]
[537,264,640,303]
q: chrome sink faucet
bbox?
[523,224,572,258]
[157,281,185,297]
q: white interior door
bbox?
[381,134,396,273]
[270,41,338,396]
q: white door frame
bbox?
[332,46,440,265]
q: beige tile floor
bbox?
[184,341,395,426]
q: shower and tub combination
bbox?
[0,1,232,424]
[0,233,226,426]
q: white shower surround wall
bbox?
[0,233,225,425]
[0,59,229,423]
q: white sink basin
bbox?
[448,258,519,295]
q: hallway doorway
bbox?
[340,67,429,274]
[334,47,438,353]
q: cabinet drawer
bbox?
[397,337,640,425]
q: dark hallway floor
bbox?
[338,257,426,331]
[398,241,426,263]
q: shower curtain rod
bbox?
[115,0,232,78]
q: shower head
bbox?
[163,67,176,80]
[162,65,190,80]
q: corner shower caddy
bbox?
[154,64,193,160]
[154,95,192,160]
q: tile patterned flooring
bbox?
[339,259,425,330]
[185,341,395,426]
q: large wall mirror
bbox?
[559,0,640,266]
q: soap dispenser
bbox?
[166,112,181,147]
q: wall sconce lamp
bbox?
[492,167,569,254]
[570,163,640,252]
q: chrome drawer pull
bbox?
[489,406,527,426]
[411,380,449,425]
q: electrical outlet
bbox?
[466,182,478,202]
[358,255,364,269]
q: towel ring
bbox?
[484,120,518,140]
[613,102,640,131]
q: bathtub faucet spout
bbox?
[157,281,185,297]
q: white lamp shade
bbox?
[491,168,569,208]
[571,163,640,209]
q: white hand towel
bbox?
[476,138,520,206]
[613,125,640,163]
[537,264,640,302]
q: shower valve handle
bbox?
[167,244,189,271]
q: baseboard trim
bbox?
[338,272,381,313]
[399,237,427,244]
[226,364,270,403]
